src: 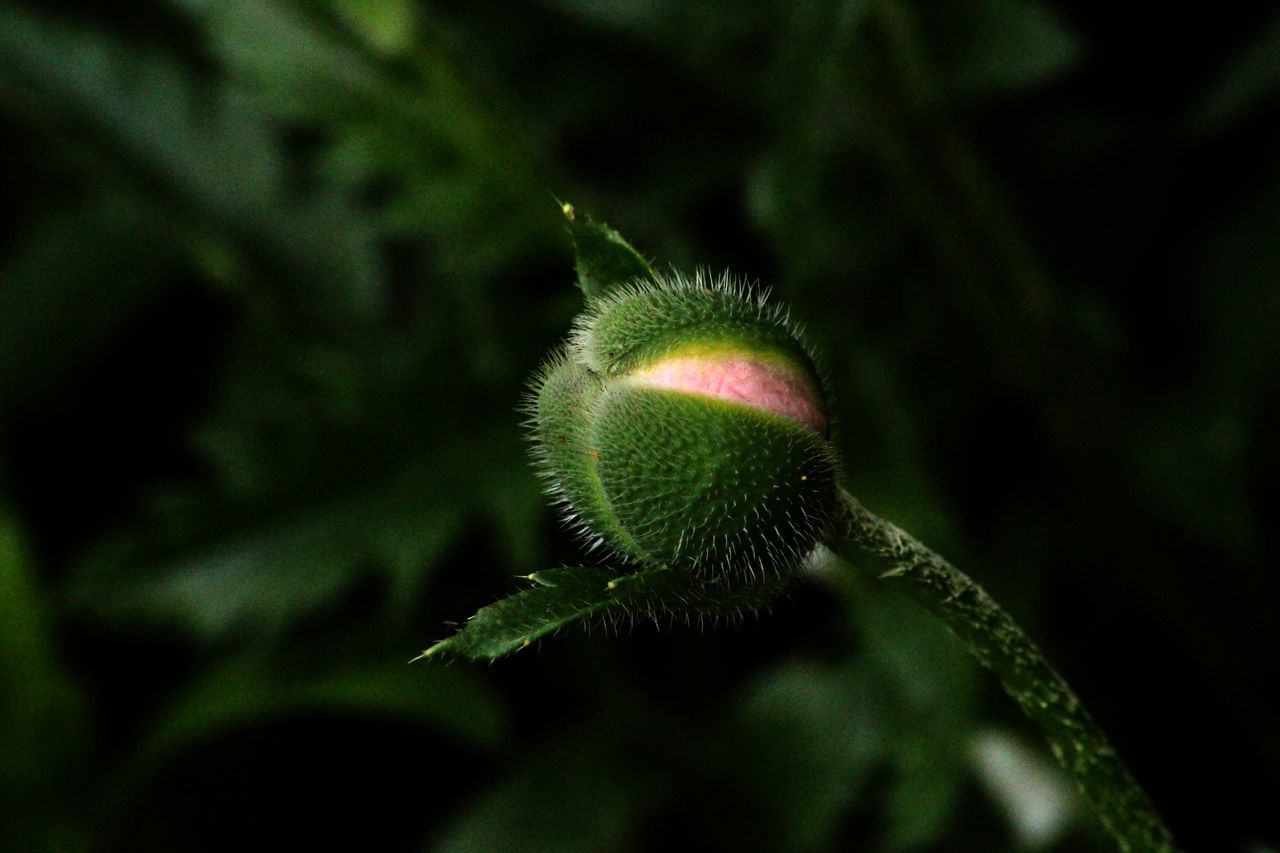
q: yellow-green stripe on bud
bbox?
[529,272,839,577]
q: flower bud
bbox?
[529,272,839,577]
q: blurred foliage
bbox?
[0,0,1277,850]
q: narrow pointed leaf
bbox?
[424,565,788,662]
[562,203,655,300]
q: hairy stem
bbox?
[828,489,1176,852]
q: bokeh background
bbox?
[2,1,1278,850]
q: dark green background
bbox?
[2,1,1277,850]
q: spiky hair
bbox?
[524,270,840,580]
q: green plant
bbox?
[423,205,1175,852]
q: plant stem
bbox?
[828,489,1176,852]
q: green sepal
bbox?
[422,566,789,662]
[574,274,821,382]
[561,202,655,301]
[531,354,646,561]
[591,386,838,576]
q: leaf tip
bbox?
[411,640,450,663]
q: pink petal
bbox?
[630,353,827,434]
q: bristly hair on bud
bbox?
[427,211,1183,853]
[525,268,841,580]
[568,269,813,379]
[432,209,840,660]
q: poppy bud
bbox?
[529,272,839,577]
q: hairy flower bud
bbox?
[528,272,839,577]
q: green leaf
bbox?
[882,725,968,850]
[329,0,419,57]
[1191,6,1280,131]
[0,198,179,413]
[561,203,656,300]
[726,660,887,851]
[0,513,89,852]
[432,726,658,853]
[854,589,979,849]
[930,0,1081,99]
[857,588,979,710]
[0,3,385,321]
[174,0,555,280]
[152,657,503,754]
[68,458,469,641]
[424,565,788,662]
[102,654,506,818]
